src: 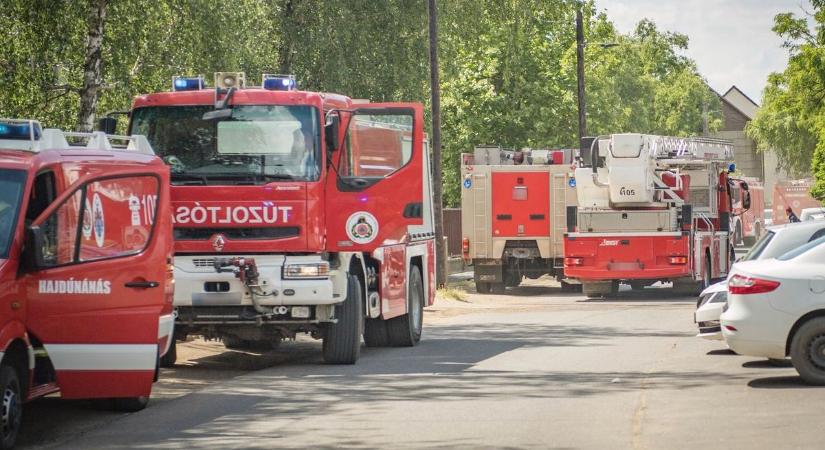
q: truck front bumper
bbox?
[173,254,337,307]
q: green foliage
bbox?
[0,0,716,206]
[746,3,825,200]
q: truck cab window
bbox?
[341,112,413,178]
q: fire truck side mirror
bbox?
[324,115,340,152]
[22,226,47,271]
[743,190,752,210]
[97,117,117,134]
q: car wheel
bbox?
[790,317,825,385]
[387,267,424,346]
[110,396,150,412]
[322,274,363,364]
[0,365,22,450]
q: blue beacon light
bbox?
[172,76,204,91]
[262,74,296,91]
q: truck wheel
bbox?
[630,281,645,291]
[582,282,604,299]
[476,282,491,294]
[790,317,825,385]
[323,274,363,364]
[224,337,279,351]
[0,365,22,450]
[605,280,620,298]
[363,319,390,347]
[490,283,506,294]
[560,281,581,292]
[160,339,177,368]
[110,396,150,412]
[388,267,424,347]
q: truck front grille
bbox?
[175,227,300,240]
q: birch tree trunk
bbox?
[76,0,108,132]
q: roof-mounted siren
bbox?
[214,72,245,90]
[262,74,296,91]
[172,75,204,92]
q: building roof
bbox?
[722,86,759,119]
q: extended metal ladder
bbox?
[471,173,489,258]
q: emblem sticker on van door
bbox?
[346,212,379,245]
[92,193,105,247]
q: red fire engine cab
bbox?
[564,134,749,297]
[0,119,174,448]
[115,73,435,364]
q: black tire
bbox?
[560,281,580,292]
[490,283,506,294]
[767,358,792,367]
[582,282,605,299]
[475,282,491,294]
[110,396,150,412]
[0,365,22,450]
[702,255,712,291]
[630,281,645,291]
[323,274,363,364]
[387,267,424,347]
[363,318,391,347]
[605,280,620,298]
[160,339,177,368]
[790,317,825,385]
[504,269,521,287]
[224,337,278,351]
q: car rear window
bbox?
[741,231,774,261]
[777,235,825,261]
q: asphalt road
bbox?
[22,271,824,449]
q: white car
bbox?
[695,220,825,340]
[800,207,825,222]
[721,236,825,384]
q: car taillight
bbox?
[462,238,470,259]
[564,257,583,266]
[669,256,688,265]
[728,274,780,295]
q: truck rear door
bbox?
[23,167,171,399]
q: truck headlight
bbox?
[283,262,330,280]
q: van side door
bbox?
[22,168,171,399]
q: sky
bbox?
[595,0,815,104]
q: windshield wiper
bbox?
[170,173,208,185]
[260,174,296,181]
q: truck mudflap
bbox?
[564,232,691,281]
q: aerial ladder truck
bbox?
[564,133,750,297]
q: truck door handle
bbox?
[125,280,160,289]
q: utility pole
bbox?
[428,0,447,287]
[575,5,587,142]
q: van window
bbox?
[37,175,160,267]
[79,176,160,262]
[26,171,56,223]
[0,169,27,259]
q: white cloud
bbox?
[595,0,815,103]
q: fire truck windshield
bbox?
[0,169,26,259]
[130,105,320,185]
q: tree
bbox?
[746,2,825,200]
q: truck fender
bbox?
[0,321,34,370]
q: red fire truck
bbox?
[460,146,577,293]
[772,179,821,225]
[114,73,435,365]
[0,119,174,447]
[730,177,765,246]
[564,134,749,297]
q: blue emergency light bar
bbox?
[172,76,204,91]
[0,120,41,140]
[262,74,296,91]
